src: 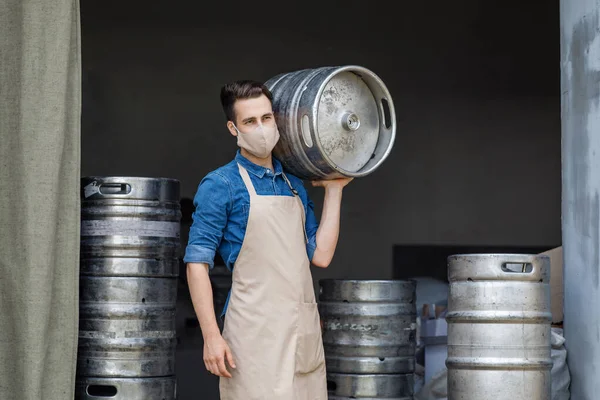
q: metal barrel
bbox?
[327,373,414,399]
[80,176,181,277]
[266,65,396,180]
[75,377,176,400]
[319,280,416,375]
[78,177,180,378]
[446,254,552,400]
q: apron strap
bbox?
[237,163,308,244]
[282,172,308,244]
[237,163,257,196]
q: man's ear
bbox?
[227,121,238,137]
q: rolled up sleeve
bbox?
[183,172,231,268]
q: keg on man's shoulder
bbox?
[266,65,396,180]
[446,254,552,400]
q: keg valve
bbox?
[342,112,361,131]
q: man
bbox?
[184,80,352,400]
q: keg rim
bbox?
[326,372,415,377]
[312,65,397,178]
[447,253,550,282]
[82,176,181,183]
[448,253,548,259]
[319,278,416,284]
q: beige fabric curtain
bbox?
[0,1,81,399]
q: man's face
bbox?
[228,94,275,136]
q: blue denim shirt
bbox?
[184,151,319,314]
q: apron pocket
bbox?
[295,302,325,374]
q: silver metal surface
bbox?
[446,254,552,400]
[80,177,181,277]
[319,280,416,374]
[561,2,600,398]
[327,373,414,399]
[266,65,396,180]
[78,177,180,378]
[75,376,176,400]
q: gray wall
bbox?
[81,0,561,283]
[80,1,560,398]
[561,0,600,398]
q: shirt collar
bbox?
[235,150,283,178]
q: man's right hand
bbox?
[203,333,236,378]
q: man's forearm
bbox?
[312,187,343,268]
[187,263,221,339]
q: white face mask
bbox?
[233,122,280,159]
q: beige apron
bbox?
[219,163,327,400]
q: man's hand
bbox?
[204,333,236,378]
[311,177,353,189]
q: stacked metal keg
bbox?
[76,177,181,400]
[446,254,552,400]
[319,280,417,400]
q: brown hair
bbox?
[220,80,273,123]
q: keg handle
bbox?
[86,384,118,397]
[381,98,392,129]
[98,182,132,196]
[500,261,534,274]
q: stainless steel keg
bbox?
[80,176,181,278]
[78,177,180,378]
[266,66,396,180]
[319,279,416,374]
[446,254,552,400]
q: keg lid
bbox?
[313,67,395,175]
[316,70,381,173]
